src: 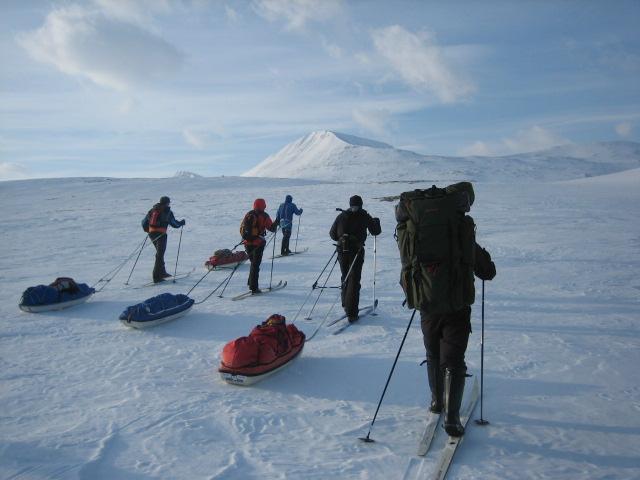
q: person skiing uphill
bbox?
[395,182,496,437]
[240,198,278,294]
[275,195,303,255]
[142,196,185,283]
[329,195,381,322]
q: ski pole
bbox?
[194,262,242,304]
[218,259,244,298]
[306,286,343,341]
[359,309,417,443]
[185,269,212,296]
[307,247,360,320]
[292,250,337,322]
[173,226,184,282]
[269,227,277,290]
[475,280,489,426]
[342,246,363,289]
[372,235,378,315]
[313,250,337,288]
[94,236,149,291]
[124,236,148,285]
[294,215,301,253]
[303,254,339,320]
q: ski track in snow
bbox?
[1,173,639,479]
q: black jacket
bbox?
[474,244,496,281]
[330,208,381,249]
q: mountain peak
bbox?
[174,170,202,179]
[304,130,393,149]
[243,132,640,183]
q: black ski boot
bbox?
[427,362,443,414]
[443,367,466,437]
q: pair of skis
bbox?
[328,299,378,335]
[132,268,195,289]
[230,280,287,301]
[271,247,309,259]
[404,378,479,480]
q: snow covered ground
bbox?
[1,169,639,479]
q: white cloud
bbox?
[371,25,474,103]
[321,37,343,59]
[92,0,172,29]
[225,5,240,23]
[459,141,492,157]
[252,0,343,31]
[615,122,632,137]
[502,126,568,153]
[183,128,208,149]
[352,108,391,137]
[459,126,569,156]
[18,5,183,91]
[0,162,29,180]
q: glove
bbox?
[180,219,186,226]
[299,208,303,214]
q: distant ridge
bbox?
[174,171,202,179]
[243,131,640,183]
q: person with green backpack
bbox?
[395,182,496,437]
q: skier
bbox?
[395,183,496,437]
[240,198,278,294]
[143,196,185,283]
[329,195,381,322]
[275,195,303,255]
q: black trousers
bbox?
[338,250,364,317]
[149,232,168,282]
[246,243,265,291]
[281,228,292,254]
[420,307,472,371]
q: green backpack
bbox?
[395,182,476,314]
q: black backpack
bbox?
[395,182,476,314]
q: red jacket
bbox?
[240,199,276,246]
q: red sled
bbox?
[219,314,305,386]
[205,249,248,271]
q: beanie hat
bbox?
[285,195,293,203]
[160,196,170,205]
[253,198,266,211]
[349,195,363,208]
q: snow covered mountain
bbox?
[243,130,640,182]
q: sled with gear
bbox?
[205,249,248,271]
[119,293,194,329]
[19,277,95,313]
[219,314,305,386]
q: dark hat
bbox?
[349,195,363,207]
[160,196,170,205]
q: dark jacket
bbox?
[474,244,496,281]
[146,204,182,233]
[330,208,381,251]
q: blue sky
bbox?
[1,0,639,179]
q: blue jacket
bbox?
[275,195,302,230]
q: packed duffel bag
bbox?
[205,250,248,270]
[119,293,194,328]
[218,314,305,386]
[19,278,95,312]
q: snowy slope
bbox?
[243,130,640,183]
[1,168,639,479]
